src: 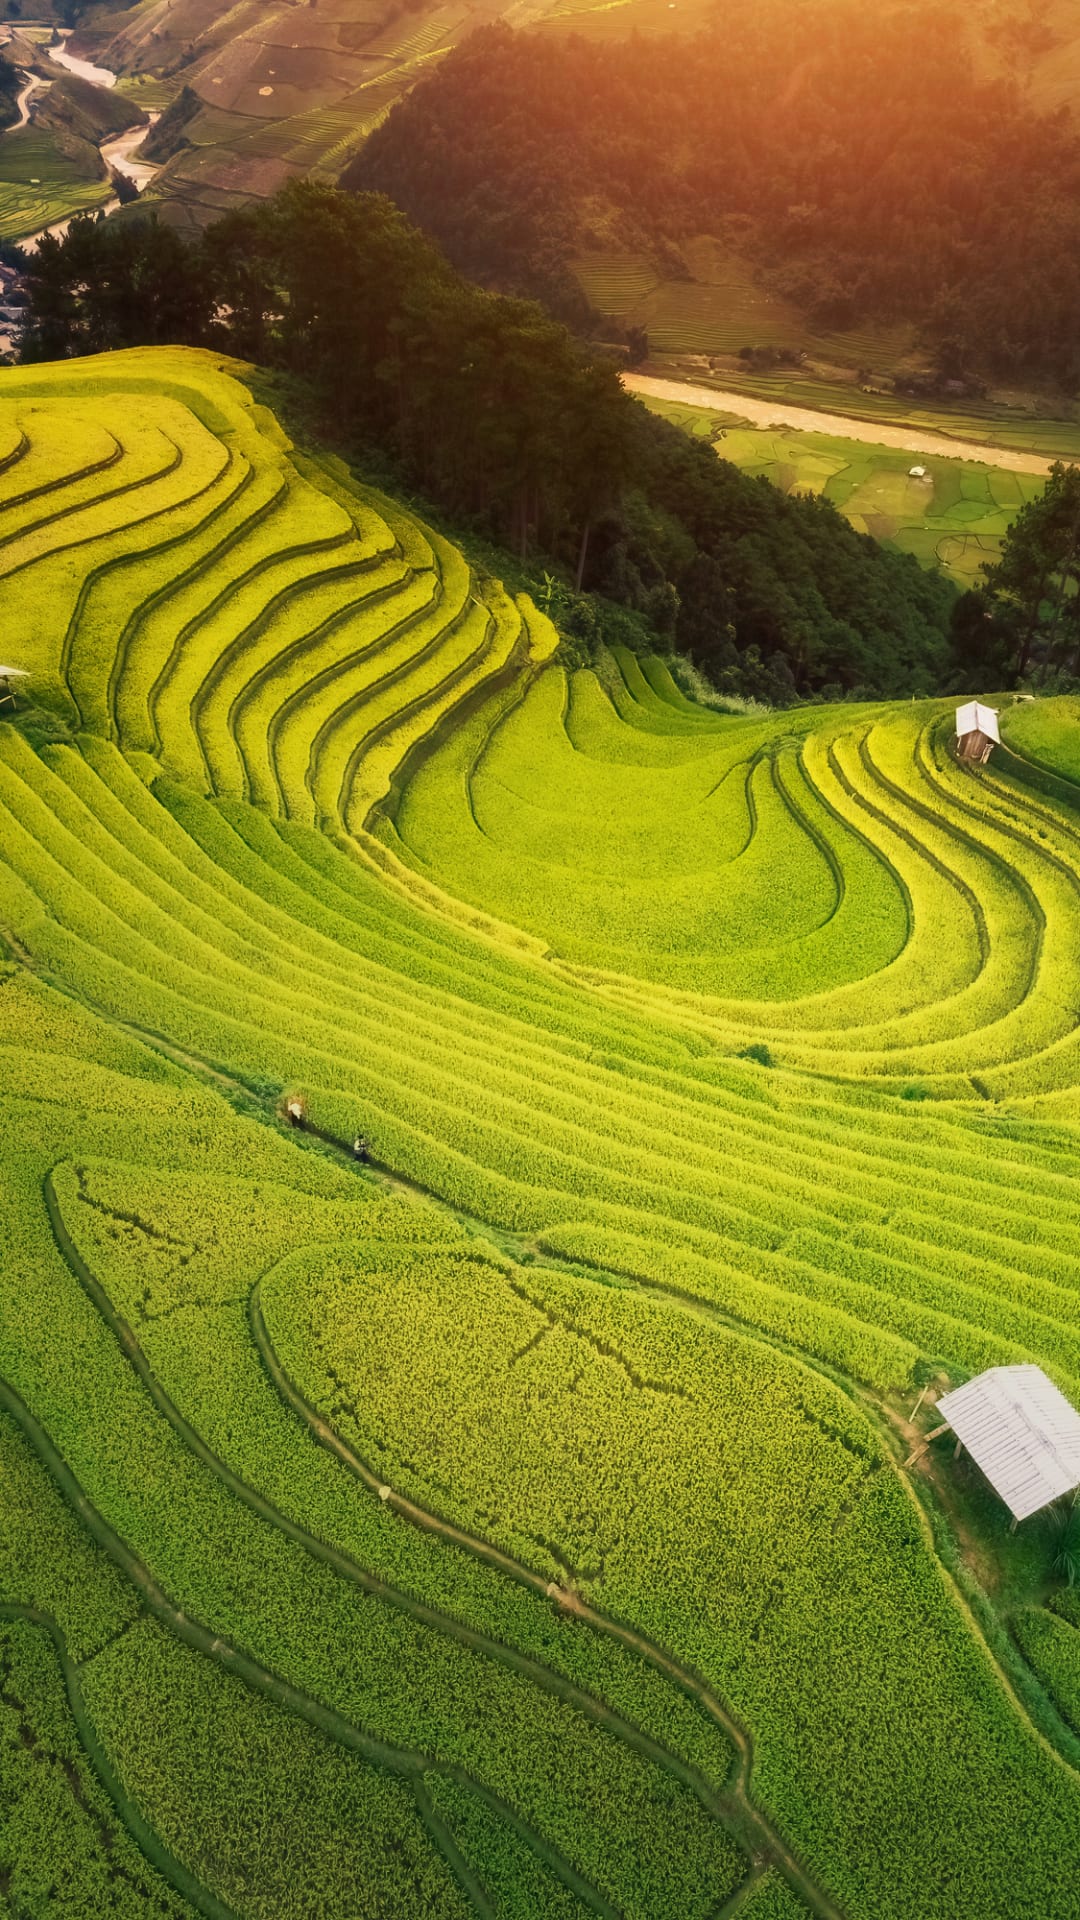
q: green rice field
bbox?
[6,347,1080,1917]
[573,240,917,375]
[636,392,1047,585]
[0,123,110,242]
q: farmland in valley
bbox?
[632,389,1049,586]
[574,243,1080,468]
[61,0,517,232]
[0,120,111,240]
[6,348,1080,1916]
[573,241,918,377]
[0,49,148,244]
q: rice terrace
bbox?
[2,342,1080,1917]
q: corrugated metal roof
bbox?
[938,1365,1080,1521]
[955,700,1000,744]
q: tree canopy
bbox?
[18,179,956,700]
[349,8,1080,388]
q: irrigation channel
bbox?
[0,24,160,252]
[622,370,1056,476]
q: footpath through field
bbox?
[623,372,1054,476]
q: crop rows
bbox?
[3,349,1080,1916]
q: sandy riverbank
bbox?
[623,371,1054,476]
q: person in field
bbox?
[352,1134,370,1163]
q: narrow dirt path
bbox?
[623,372,1054,475]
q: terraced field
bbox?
[90,0,474,231]
[574,241,1080,464]
[0,119,112,242]
[572,241,917,378]
[6,347,1080,1918]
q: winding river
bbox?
[0,25,159,250]
[46,28,117,90]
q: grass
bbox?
[5,346,1080,1916]
[0,123,110,241]
[635,392,1047,585]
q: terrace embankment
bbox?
[3,347,1080,1920]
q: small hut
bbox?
[938,1365,1080,1524]
[955,700,1000,765]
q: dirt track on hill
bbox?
[623,371,1054,475]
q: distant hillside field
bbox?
[6,348,1080,1916]
[354,7,1080,397]
[0,48,145,242]
[635,389,1049,586]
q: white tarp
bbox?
[955,700,1000,744]
[0,666,28,678]
[939,1365,1080,1521]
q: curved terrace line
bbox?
[0,1364,617,1920]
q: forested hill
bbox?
[348,3,1080,388]
[18,182,955,701]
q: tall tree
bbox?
[983,465,1080,677]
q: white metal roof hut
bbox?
[0,665,28,712]
[955,700,1000,765]
[938,1365,1080,1527]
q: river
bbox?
[0,28,160,252]
[622,371,1054,477]
[47,27,116,90]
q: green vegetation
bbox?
[572,243,916,380]
[636,393,1047,586]
[353,9,1080,389]
[86,0,486,234]
[0,69,145,243]
[0,120,110,240]
[1003,697,1080,783]
[18,184,958,702]
[6,346,1080,1916]
[626,361,1080,466]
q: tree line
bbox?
[16,181,961,702]
[960,466,1080,691]
[349,6,1080,390]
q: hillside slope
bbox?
[352,10,1080,392]
[5,348,1080,1918]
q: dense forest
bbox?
[349,3,1080,388]
[16,182,957,701]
